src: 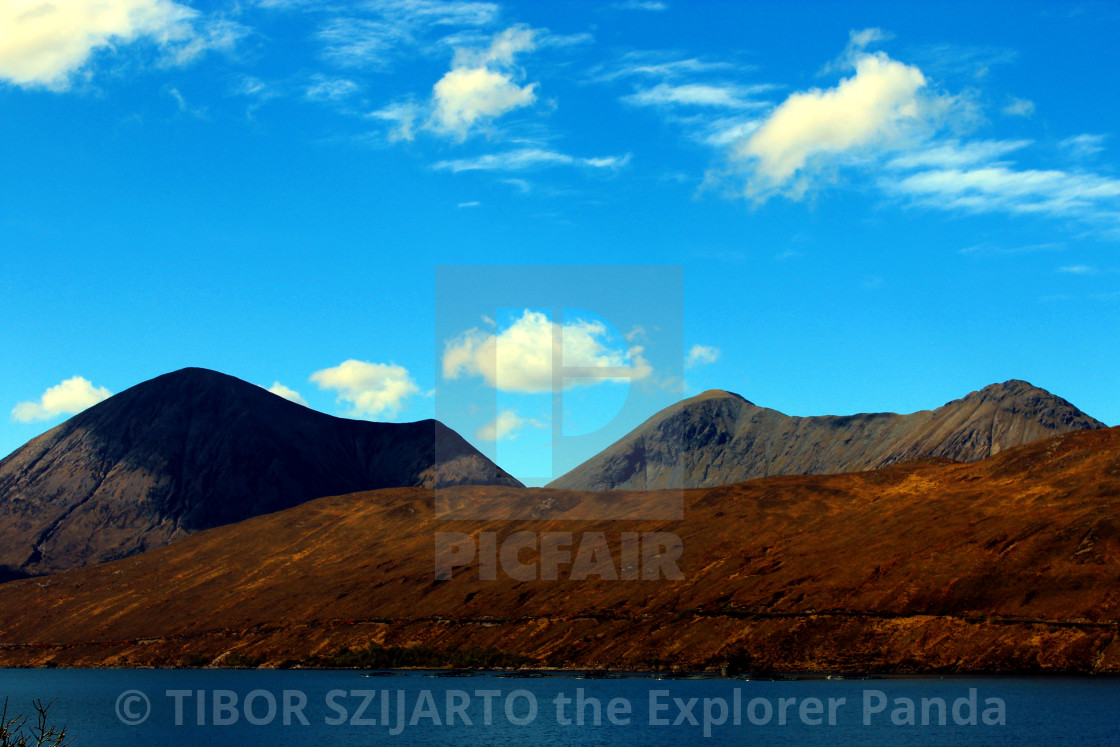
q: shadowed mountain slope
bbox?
[548,380,1106,490]
[0,368,520,575]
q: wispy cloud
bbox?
[308,0,501,71]
[597,50,772,153]
[433,148,630,172]
[305,75,361,102]
[316,17,407,69]
[369,100,422,141]
[368,0,500,28]
[884,160,1120,224]
[1060,133,1107,160]
[685,344,720,368]
[231,75,282,100]
[595,52,738,83]
[622,82,773,109]
[958,241,1065,256]
[476,408,543,441]
[167,86,208,118]
[610,1,669,11]
[885,139,1031,170]
[267,382,309,406]
[1002,97,1035,117]
[908,42,1018,80]
[12,376,111,422]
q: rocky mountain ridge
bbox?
[548,379,1106,490]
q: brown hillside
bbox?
[1,427,1119,673]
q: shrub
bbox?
[0,698,71,747]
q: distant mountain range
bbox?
[0,371,1106,578]
[549,380,1106,490]
[0,368,520,576]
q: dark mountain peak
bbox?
[550,380,1106,491]
[0,368,520,576]
[121,366,254,396]
[688,389,749,403]
[945,380,1106,430]
[965,379,1045,400]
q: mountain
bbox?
[0,367,521,576]
[0,426,1118,673]
[548,380,1107,490]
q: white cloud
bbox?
[231,75,276,99]
[476,408,543,441]
[598,53,737,83]
[910,43,1017,80]
[162,16,245,67]
[167,85,207,117]
[430,66,536,138]
[685,344,720,368]
[311,0,498,70]
[624,325,647,342]
[701,117,761,147]
[622,82,772,109]
[730,50,933,199]
[1060,133,1107,160]
[847,27,891,50]
[1058,265,1097,275]
[306,76,360,102]
[433,148,630,172]
[442,309,652,393]
[457,200,480,207]
[818,26,893,75]
[885,165,1120,219]
[958,241,1065,256]
[611,1,668,10]
[0,0,245,90]
[885,139,1031,170]
[1003,97,1035,117]
[316,17,406,69]
[12,376,111,422]
[310,360,420,419]
[879,136,1120,232]
[267,382,308,406]
[598,51,773,152]
[368,0,499,28]
[370,100,421,142]
[428,25,538,140]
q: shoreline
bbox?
[4,664,1120,679]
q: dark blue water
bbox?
[2,669,1118,745]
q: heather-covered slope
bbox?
[1,427,1119,673]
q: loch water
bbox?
[2,669,1118,746]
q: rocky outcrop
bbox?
[548,380,1106,490]
[0,367,520,575]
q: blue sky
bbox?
[1,0,1118,483]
